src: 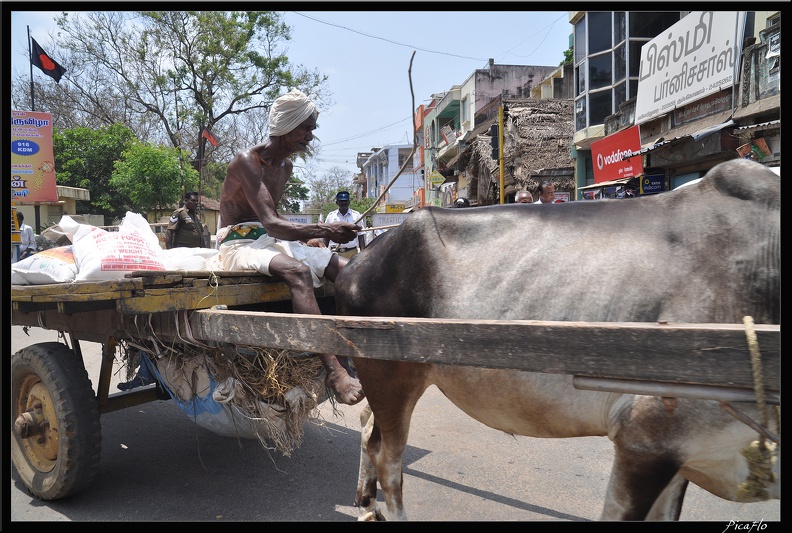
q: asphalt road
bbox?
[8,325,781,524]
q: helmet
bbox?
[454,198,470,208]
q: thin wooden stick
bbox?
[358,223,403,232]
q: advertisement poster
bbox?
[590,125,643,183]
[11,110,59,203]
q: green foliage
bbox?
[561,46,573,66]
[110,142,200,218]
[281,175,310,213]
[200,161,227,200]
[52,124,137,223]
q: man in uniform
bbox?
[166,191,206,248]
[216,88,364,406]
[323,191,366,259]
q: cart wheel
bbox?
[11,342,102,500]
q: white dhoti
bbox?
[216,222,333,288]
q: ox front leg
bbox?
[600,447,682,520]
[356,403,386,521]
[355,403,409,521]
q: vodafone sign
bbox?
[590,125,644,183]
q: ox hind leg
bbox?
[352,359,430,521]
[601,445,684,520]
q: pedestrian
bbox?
[534,181,557,204]
[216,88,364,405]
[323,191,366,259]
[515,190,533,203]
[165,191,206,249]
[16,212,37,261]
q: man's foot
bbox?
[325,368,365,405]
[117,374,154,391]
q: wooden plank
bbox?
[11,279,143,301]
[117,282,295,314]
[189,310,780,392]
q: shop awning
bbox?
[640,110,735,154]
[733,119,780,137]
[578,177,635,191]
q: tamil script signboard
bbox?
[11,110,59,203]
[634,12,746,125]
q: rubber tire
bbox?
[11,342,102,500]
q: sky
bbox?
[7,8,573,182]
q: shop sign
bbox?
[590,125,643,183]
[428,170,445,185]
[634,11,745,125]
[283,214,312,224]
[11,110,60,203]
[640,174,665,195]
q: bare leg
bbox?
[269,254,364,405]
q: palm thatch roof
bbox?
[460,98,575,205]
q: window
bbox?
[575,97,587,130]
[398,148,411,168]
[574,16,586,64]
[629,12,681,37]
[615,12,626,44]
[588,12,612,53]
[589,52,612,90]
[575,61,586,97]
[461,96,469,125]
[588,89,613,126]
[614,81,627,109]
[614,43,626,82]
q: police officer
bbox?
[166,191,205,249]
[323,191,366,259]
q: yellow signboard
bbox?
[385,203,405,213]
[428,170,445,185]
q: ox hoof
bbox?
[358,509,386,521]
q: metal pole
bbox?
[27,26,35,111]
[498,105,504,204]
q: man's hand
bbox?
[304,238,326,248]
[326,222,361,243]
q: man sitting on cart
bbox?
[216,88,364,406]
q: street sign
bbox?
[429,170,445,185]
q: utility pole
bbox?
[498,104,505,204]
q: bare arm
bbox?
[232,152,360,243]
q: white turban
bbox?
[269,89,318,137]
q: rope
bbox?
[734,315,777,501]
[743,316,769,435]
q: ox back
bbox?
[335,158,780,521]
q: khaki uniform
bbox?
[167,207,203,248]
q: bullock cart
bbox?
[10,270,780,501]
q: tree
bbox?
[110,142,199,219]
[281,175,311,213]
[22,11,331,174]
[308,165,354,214]
[52,124,137,223]
[560,45,573,66]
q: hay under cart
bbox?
[11,270,779,500]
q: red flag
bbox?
[202,128,218,147]
[31,38,66,83]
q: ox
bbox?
[334,158,780,521]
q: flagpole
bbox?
[27,26,35,111]
[197,121,205,224]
